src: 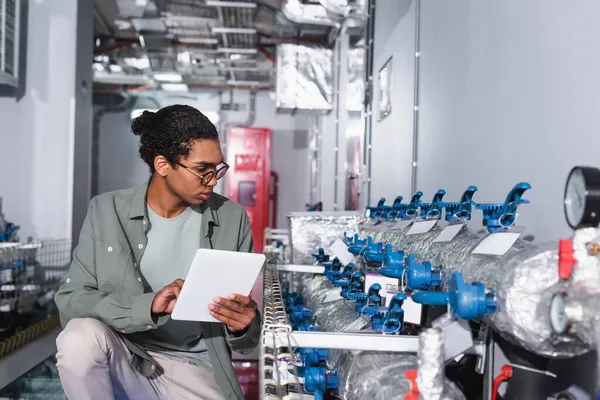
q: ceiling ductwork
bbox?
[92,0,366,93]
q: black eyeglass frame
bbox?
[175,161,229,186]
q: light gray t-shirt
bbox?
[132,205,213,372]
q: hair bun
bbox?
[131,110,156,136]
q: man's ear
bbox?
[154,155,171,177]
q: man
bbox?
[54,105,260,400]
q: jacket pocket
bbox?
[93,240,132,292]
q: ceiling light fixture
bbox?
[212,27,257,35]
[153,72,183,82]
[161,83,189,92]
[205,1,257,9]
[178,37,219,45]
[218,47,257,54]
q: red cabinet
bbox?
[226,127,272,253]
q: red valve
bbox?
[404,370,419,400]
[491,365,513,400]
[558,239,576,280]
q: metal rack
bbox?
[0,239,70,394]
[259,263,424,399]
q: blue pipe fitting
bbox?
[348,236,367,255]
[333,264,355,287]
[387,196,408,219]
[299,348,328,365]
[443,185,478,222]
[0,223,19,242]
[343,232,356,245]
[405,254,442,291]
[475,182,531,233]
[405,192,424,217]
[419,189,447,219]
[411,272,497,320]
[383,293,407,333]
[304,366,339,399]
[355,283,382,312]
[367,198,391,219]
[379,245,405,279]
[341,271,364,299]
[363,237,385,263]
[311,248,330,263]
[323,258,342,280]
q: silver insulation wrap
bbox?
[364,221,600,357]
[347,48,365,113]
[417,328,445,400]
[276,44,333,112]
[288,211,361,264]
[282,0,339,26]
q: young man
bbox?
[54,105,260,400]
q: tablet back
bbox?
[171,249,266,322]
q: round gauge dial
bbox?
[564,166,600,230]
[549,292,567,334]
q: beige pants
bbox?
[55,318,226,400]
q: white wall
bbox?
[96,91,311,229]
[370,0,415,204]
[0,0,77,240]
[370,0,600,242]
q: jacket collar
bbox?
[128,178,220,227]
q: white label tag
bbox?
[406,220,437,235]
[329,238,355,265]
[433,224,465,243]
[323,288,342,303]
[403,296,423,325]
[432,314,474,361]
[391,219,414,231]
[471,232,521,256]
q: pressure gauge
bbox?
[564,166,600,230]
[549,292,567,334]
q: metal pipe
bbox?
[270,171,279,229]
[410,0,421,194]
[362,0,376,209]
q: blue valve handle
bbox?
[364,237,385,263]
[419,189,447,219]
[388,196,408,219]
[304,366,339,398]
[343,232,357,245]
[348,236,367,255]
[405,192,424,217]
[333,264,354,286]
[323,258,342,280]
[411,272,497,320]
[379,245,405,279]
[342,271,364,299]
[475,182,531,233]
[369,198,392,219]
[383,293,407,333]
[355,283,383,311]
[311,248,330,263]
[405,254,442,291]
[443,185,478,222]
[366,198,386,218]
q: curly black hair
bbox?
[131,104,219,171]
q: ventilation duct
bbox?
[275,43,333,113]
[281,0,339,26]
[0,0,20,87]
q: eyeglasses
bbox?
[175,161,229,186]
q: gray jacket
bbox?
[54,180,261,399]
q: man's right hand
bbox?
[151,279,184,314]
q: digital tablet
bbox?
[171,249,266,322]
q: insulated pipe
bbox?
[367,224,600,358]
[410,0,421,194]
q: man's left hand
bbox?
[209,293,257,333]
